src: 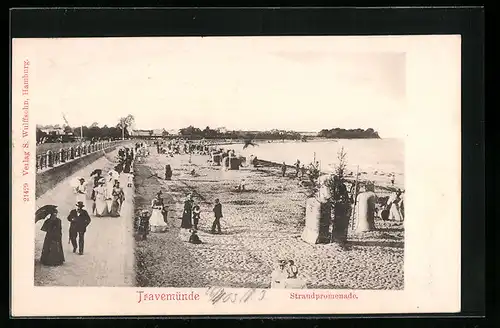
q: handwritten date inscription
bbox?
[206,287,266,305]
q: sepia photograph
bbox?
[12,34,461,316]
[31,38,405,290]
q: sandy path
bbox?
[34,146,135,286]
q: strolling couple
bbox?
[39,201,91,267]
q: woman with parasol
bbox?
[36,205,65,266]
[90,169,103,213]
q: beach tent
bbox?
[301,197,331,244]
[352,191,377,233]
[229,157,241,170]
[212,153,222,166]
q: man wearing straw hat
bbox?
[67,201,91,255]
[74,177,87,204]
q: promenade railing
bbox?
[36,140,125,173]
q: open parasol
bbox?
[108,169,120,180]
[90,169,103,177]
[35,205,58,223]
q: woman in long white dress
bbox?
[150,191,168,232]
[94,179,109,217]
[386,189,403,222]
[74,178,87,204]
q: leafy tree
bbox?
[118,114,135,139]
[36,128,47,143]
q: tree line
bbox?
[37,121,381,144]
[317,128,380,139]
[178,126,380,140]
[36,115,135,144]
[178,126,303,140]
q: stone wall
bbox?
[36,145,120,199]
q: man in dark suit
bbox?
[211,198,223,234]
[67,201,91,255]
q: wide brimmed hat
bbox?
[98,178,106,184]
[78,177,85,182]
[76,201,85,208]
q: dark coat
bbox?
[40,216,65,266]
[67,209,91,233]
[213,203,223,218]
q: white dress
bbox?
[75,184,87,203]
[127,174,134,187]
[387,193,403,221]
[270,268,287,289]
[149,198,168,232]
[94,186,108,217]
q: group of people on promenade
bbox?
[87,146,136,217]
[38,145,138,267]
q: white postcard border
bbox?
[11,35,461,316]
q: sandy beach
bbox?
[133,146,404,290]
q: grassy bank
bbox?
[134,148,404,289]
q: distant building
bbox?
[131,128,171,139]
[40,127,65,136]
[131,129,153,138]
[152,129,167,137]
[297,131,318,137]
[167,129,180,136]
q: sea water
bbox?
[233,138,404,180]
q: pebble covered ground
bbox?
[134,147,404,290]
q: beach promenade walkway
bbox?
[34,146,135,286]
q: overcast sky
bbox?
[26,37,406,137]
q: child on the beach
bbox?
[287,260,298,278]
[134,210,150,241]
[188,230,202,244]
[192,204,201,231]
